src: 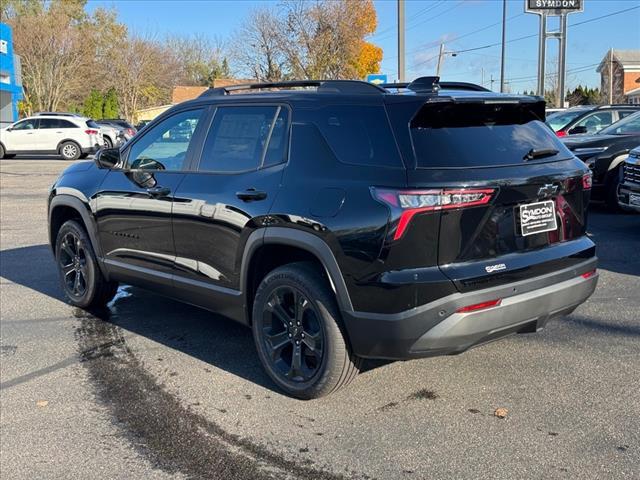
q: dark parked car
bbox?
[546,104,639,137]
[48,78,598,398]
[618,145,640,212]
[562,111,640,209]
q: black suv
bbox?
[48,77,598,398]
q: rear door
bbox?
[38,118,76,151]
[404,99,593,290]
[172,104,289,297]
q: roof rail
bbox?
[381,78,490,93]
[35,112,82,117]
[199,80,386,97]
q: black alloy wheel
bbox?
[261,285,325,382]
[252,262,361,399]
[59,231,89,298]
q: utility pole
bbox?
[436,43,445,76]
[398,0,405,82]
[500,0,507,92]
[609,47,613,104]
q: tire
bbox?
[79,153,89,159]
[59,141,81,160]
[252,262,361,399]
[0,143,4,159]
[104,136,113,149]
[55,220,118,309]
[605,165,623,211]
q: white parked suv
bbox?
[0,114,103,160]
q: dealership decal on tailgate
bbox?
[519,200,557,236]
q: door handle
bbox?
[146,186,171,198]
[236,189,267,202]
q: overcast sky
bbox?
[86,0,640,92]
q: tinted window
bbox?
[199,106,278,172]
[126,109,204,171]
[618,110,637,119]
[314,105,402,168]
[86,120,100,129]
[263,108,289,167]
[39,118,77,129]
[12,119,37,130]
[412,103,569,168]
[573,111,613,133]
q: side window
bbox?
[198,106,279,172]
[12,119,37,130]
[263,108,289,168]
[59,120,77,128]
[126,109,204,171]
[314,105,403,168]
[39,119,57,129]
[618,110,636,119]
[574,111,613,133]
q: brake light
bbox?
[372,187,495,240]
[85,129,98,135]
[456,299,502,313]
[126,128,135,136]
[582,173,592,190]
[581,269,596,279]
[556,130,567,138]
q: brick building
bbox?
[597,50,640,104]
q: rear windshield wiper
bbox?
[523,148,559,161]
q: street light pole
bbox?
[398,0,405,82]
[500,0,507,92]
[436,43,445,76]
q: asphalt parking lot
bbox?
[1,157,639,480]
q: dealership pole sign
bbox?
[525,0,584,107]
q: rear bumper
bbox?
[343,258,597,360]
[618,183,640,212]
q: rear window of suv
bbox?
[411,102,570,168]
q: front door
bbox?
[5,118,40,151]
[172,105,289,294]
[95,108,208,283]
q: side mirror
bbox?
[94,148,121,169]
[5,127,12,132]
[569,125,588,135]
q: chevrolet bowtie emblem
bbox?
[538,184,558,198]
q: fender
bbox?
[56,138,82,152]
[48,193,108,276]
[240,227,354,315]
[608,153,630,172]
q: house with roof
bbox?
[597,49,640,104]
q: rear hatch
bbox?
[388,95,595,294]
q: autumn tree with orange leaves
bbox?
[233,0,383,81]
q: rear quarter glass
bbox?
[411,102,572,168]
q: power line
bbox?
[375,1,464,43]
[407,4,640,72]
[372,0,447,40]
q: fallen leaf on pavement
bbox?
[494,407,508,418]
[36,400,49,408]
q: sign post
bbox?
[525,0,584,108]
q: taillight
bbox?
[372,187,495,240]
[85,129,98,135]
[456,298,502,313]
[582,173,592,190]
[126,128,135,136]
[556,130,567,138]
[581,269,596,279]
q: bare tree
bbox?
[9,8,92,113]
[231,8,287,81]
[109,35,179,122]
[168,33,230,86]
